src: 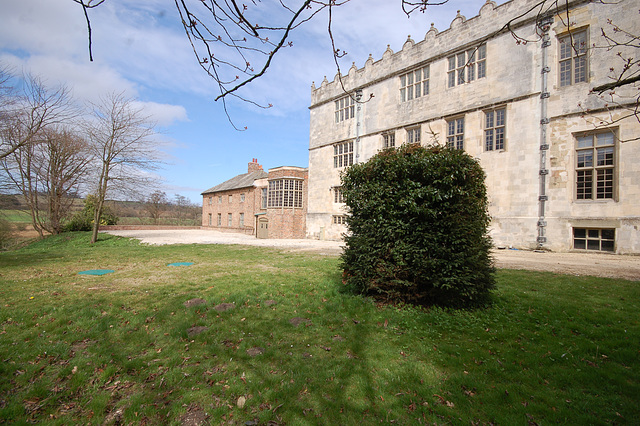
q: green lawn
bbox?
[0,233,638,424]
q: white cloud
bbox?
[132,101,188,127]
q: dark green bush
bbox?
[63,195,118,232]
[340,144,495,308]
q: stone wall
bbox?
[307,0,640,253]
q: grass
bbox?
[0,209,32,223]
[0,232,638,425]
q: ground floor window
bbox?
[447,117,464,150]
[334,187,344,203]
[333,215,347,225]
[208,213,212,226]
[227,213,232,227]
[239,212,244,227]
[573,228,615,252]
[217,213,221,226]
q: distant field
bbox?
[0,209,32,223]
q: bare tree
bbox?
[0,126,91,236]
[0,72,77,161]
[85,92,162,243]
[582,18,640,141]
[145,190,168,224]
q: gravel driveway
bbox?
[102,229,640,281]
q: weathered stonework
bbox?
[307,0,639,253]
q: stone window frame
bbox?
[261,188,267,209]
[573,228,615,252]
[446,117,465,150]
[268,178,304,209]
[382,132,395,149]
[484,107,506,151]
[333,186,344,203]
[558,28,588,87]
[333,215,347,225]
[447,44,486,88]
[400,64,430,102]
[575,129,616,201]
[333,140,354,168]
[335,95,355,123]
[406,126,421,145]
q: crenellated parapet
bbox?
[310,0,549,106]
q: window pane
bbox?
[574,228,586,238]
[400,87,406,102]
[448,56,456,71]
[577,136,593,148]
[574,31,587,55]
[400,75,406,87]
[588,229,599,238]
[457,52,466,68]
[495,128,505,150]
[574,238,586,249]
[485,130,494,151]
[414,69,421,81]
[587,239,600,250]
[477,61,486,79]
[424,66,430,79]
[478,45,486,59]
[597,147,614,166]
[577,150,593,168]
[576,170,592,199]
[496,109,505,126]
[602,229,615,240]
[601,240,614,252]
[560,60,572,86]
[596,132,614,146]
[448,71,455,88]
[596,168,614,199]
[486,111,494,128]
[423,80,429,95]
[574,56,587,83]
[560,38,572,60]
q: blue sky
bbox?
[1,0,489,204]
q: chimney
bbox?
[248,158,263,173]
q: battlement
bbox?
[310,0,574,106]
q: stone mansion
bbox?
[305,0,639,253]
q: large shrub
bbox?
[340,144,495,308]
[63,195,118,232]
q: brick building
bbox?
[201,160,308,239]
[306,0,640,253]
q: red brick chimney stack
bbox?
[248,158,263,173]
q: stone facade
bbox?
[202,160,308,239]
[307,0,639,253]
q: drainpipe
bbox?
[355,89,363,164]
[537,16,553,249]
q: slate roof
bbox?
[201,170,268,195]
